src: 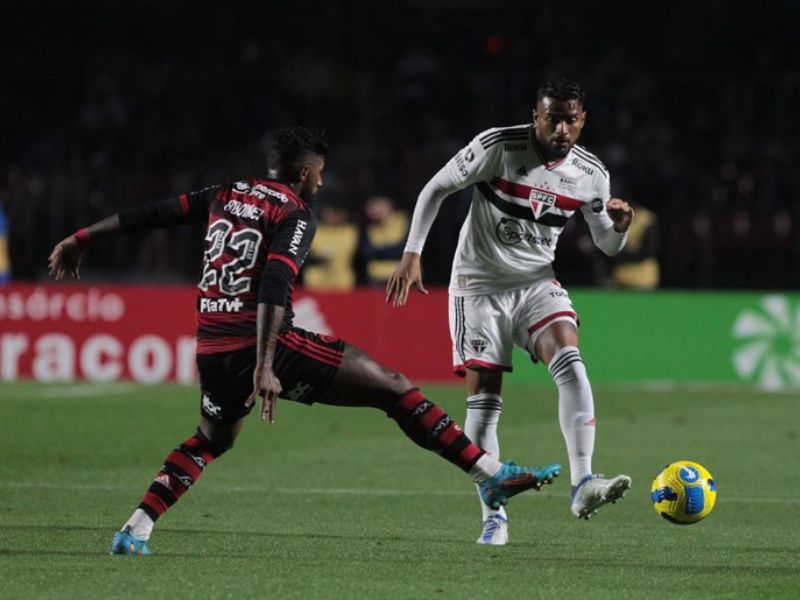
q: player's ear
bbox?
[298,165,310,183]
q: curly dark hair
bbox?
[268,126,329,182]
[536,77,586,106]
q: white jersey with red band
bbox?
[405,124,627,296]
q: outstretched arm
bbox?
[48,191,214,280]
[387,132,497,306]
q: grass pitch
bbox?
[1,381,798,599]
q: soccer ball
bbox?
[651,460,717,525]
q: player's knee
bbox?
[196,426,234,457]
[384,368,413,392]
[548,346,586,386]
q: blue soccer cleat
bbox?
[479,461,561,510]
[110,526,151,556]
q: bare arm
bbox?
[244,303,285,423]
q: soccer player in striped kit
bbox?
[387,78,634,545]
[49,127,560,555]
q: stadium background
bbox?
[2,2,800,598]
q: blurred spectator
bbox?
[0,202,9,283]
[3,1,799,289]
[355,195,409,286]
[608,202,660,290]
[302,203,358,290]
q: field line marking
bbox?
[0,481,798,505]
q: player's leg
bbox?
[451,293,515,543]
[319,342,560,508]
[530,315,630,519]
[464,368,508,543]
[111,349,254,555]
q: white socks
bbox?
[549,346,595,485]
[123,508,154,541]
[465,393,506,520]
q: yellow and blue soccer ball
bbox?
[651,460,716,524]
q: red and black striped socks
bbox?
[139,432,226,523]
[389,389,500,480]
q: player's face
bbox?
[533,97,586,160]
[300,155,325,198]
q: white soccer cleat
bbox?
[476,514,508,545]
[570,474,632,520]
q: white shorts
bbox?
[449,280,578,376]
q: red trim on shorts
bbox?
[267,253,299,276]
[527,311,578,335]
[283,331,343,361]
[278,334,342,367]
[453,359,512,377]
[179,194,190,214]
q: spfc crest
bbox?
[529,189,556,219]
[469,337,488,354]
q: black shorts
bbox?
[196,326,346,423]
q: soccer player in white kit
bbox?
[386,78,634,545]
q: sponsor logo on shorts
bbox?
[199,297,244,313]
[285,381,313,401]
[496,218,552,247]
[202,394,222,418]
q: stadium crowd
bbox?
[3,1,799,289]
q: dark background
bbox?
[3,0,799,288]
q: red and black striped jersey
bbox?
[193,179,315,354]
[118,179,316,354]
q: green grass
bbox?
[1,381,799,599]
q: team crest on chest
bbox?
[529,189,556,219]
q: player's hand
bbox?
[385,252,428,307]
[606,198,635,233]
[245,363,282,424]
[48,236,85,280]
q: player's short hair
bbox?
[536,77,586,106]
[268,127,329,182]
